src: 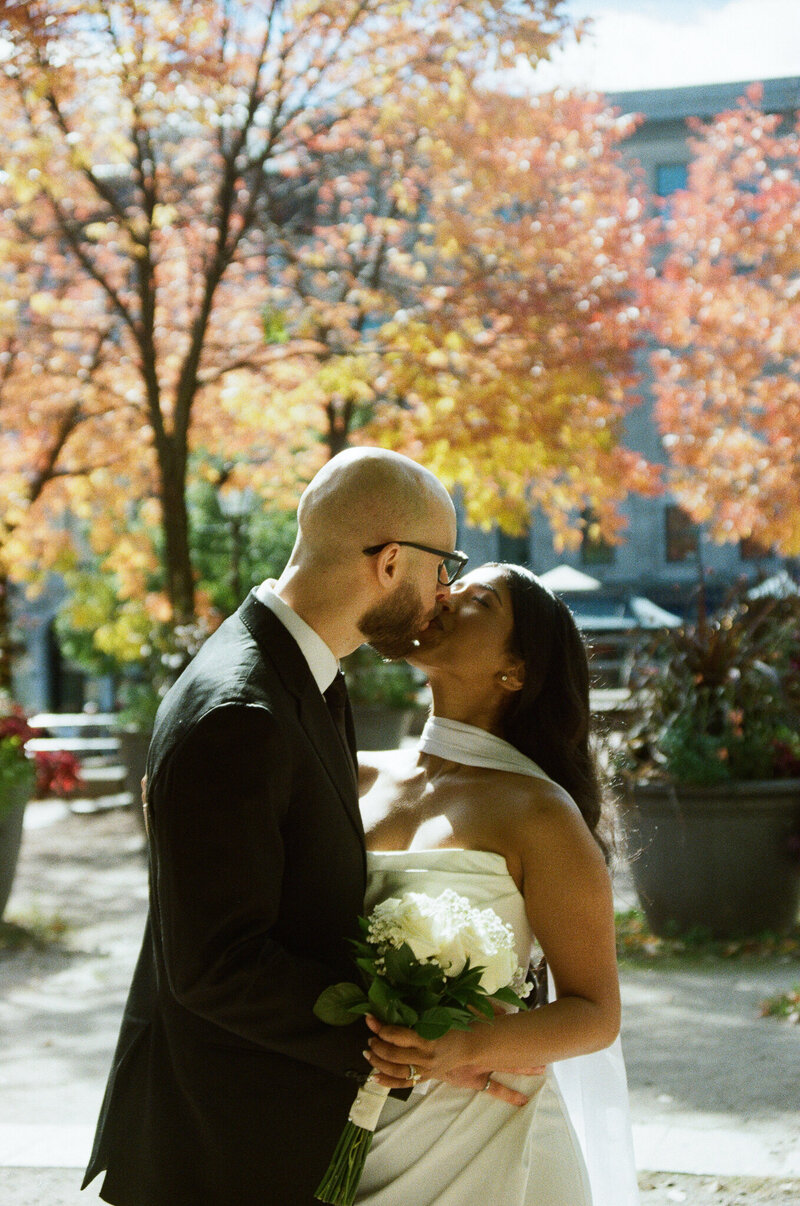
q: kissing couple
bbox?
[85,447,638,1206]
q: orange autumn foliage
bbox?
[0,0,571,625]
[651,84,800,556]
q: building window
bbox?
[655,163,688,197]
[580,511,614,567]
[740,535,771,561]
[497,528,530,567]
[665,504,699,563]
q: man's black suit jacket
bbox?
[83,593,370,1206]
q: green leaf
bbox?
[384,998,408,1025]
[313,982,367,1026]
[449,964,484,991]
[395,1000,419,1027]
[466,995,495,1020]
[419,1006,463,1030]
[383,942,417,984]
[491,986,528,1009]
[418,988,442,1011]
[415,1020,451,1040]
[368,976,398,1017]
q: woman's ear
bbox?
[498,661,524,693]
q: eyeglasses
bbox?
[362,541,469,586]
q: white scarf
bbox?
[419,715,551,778]
[417,714,641,1206]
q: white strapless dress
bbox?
[355,848,593,1206]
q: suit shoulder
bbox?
[146,613,290,779]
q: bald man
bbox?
[84,449,463,1206]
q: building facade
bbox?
[459,76,799,620]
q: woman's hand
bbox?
[365,1014,472,1086]
[364,1016,545,1108]
[437,1066,542,1107]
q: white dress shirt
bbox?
[254,581,339,695]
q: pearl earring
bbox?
[501,674,508,682]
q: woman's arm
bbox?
[365,787,620,1085]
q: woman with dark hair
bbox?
[355,564,637,1205]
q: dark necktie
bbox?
[324,670,358,777]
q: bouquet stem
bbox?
[315,1074,390,1205]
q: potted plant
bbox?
[614,589,800,939]
[342,647,427,750]
[0,697,82,919]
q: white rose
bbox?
[433,916,470,977]
[475,943,519,996]
[370,894,444,962]
[368,890,522,993]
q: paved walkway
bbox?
[1,800,799,1204]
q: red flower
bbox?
[0,707,38,746]
[34,749,82,798]
[1,702,82,798]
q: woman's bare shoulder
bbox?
[480,769,591,844]
[465,765,571,808]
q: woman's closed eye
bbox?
[453,586,492,608]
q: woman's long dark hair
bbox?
[494,564,609,859]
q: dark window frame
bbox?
[665,503,699,564]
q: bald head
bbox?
[293,448,454,569]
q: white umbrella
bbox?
[628,596,682,628]
[746,571,799,600]
[538,564,601,592]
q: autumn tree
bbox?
[257,79,659,544]
[0,215,118,689]
[366,88,660,541]
[0,0,570,638]
[651,84,800,556]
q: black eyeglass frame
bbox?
[362,540,469,586]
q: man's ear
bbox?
[374,543,400,586]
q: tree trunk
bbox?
[159,454,195,628]
[325,398,354,459]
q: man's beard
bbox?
[358,578,429,660]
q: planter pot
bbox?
[118,727,152,832]
[0,782,31,921]
[619,779,800,939]
[350,706,415,751]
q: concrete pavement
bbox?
[1,799,799,1202]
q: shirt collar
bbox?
[254,581,339,695]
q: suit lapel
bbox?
[296,679,364,843]
[239,593,365,853]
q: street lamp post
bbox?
[217,488,256,606]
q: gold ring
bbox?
[408,1064,421,1083]
[481,1073,493,1092]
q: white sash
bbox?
[418,716,640,1206]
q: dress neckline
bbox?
[366,847,514,879]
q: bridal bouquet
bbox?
[313,888,532,1205]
